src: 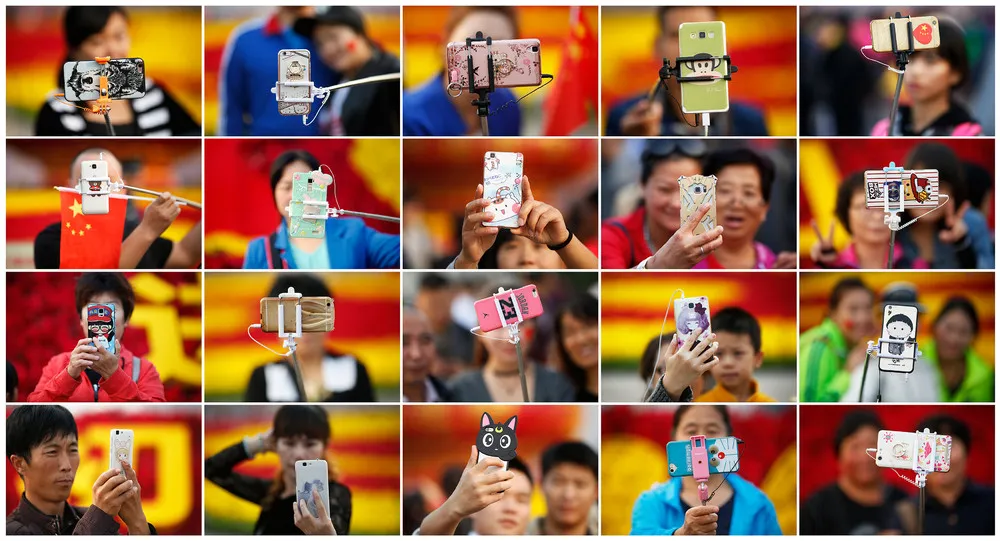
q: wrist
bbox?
[67,366,82,380]
[126,516,149,535]
[134,222,161,242]
[546,229,573,251]
[662,373,686,399]
[455,251,479,269]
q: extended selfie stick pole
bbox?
[879,162,907,270]
[467,32,496,137]
[495,287,530,402]
[690,435,711,505]
[859,337,920,401]
[277,288,309,401]
[654,54,737,137]
[887,13,915,137]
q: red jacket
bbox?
[27,346,165,402]
[601,207,655,269]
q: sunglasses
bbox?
[641,139,708,161]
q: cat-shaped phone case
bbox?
[288,171,332,238]
[109,429,134,473]
[482,152,524,228]
[678,175,717,235]
[476,412,518,472]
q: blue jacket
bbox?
[243,219,400,269]
[630,474,781,536]
[606,94,768,136]
[402,74,520,136]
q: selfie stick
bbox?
[469,287,530,402]
[467,32,496,136]
[654,54,738,137]
[277,288,309,401]
[858,336,920,402]
[886,13,915,137]
[271,72,401,126]
[866,428,939,535]
[690,435,711,505]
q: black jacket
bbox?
[245,354,376,403]
[6,494,156,535]
[335,49,400,136]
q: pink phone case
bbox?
[446,39,542,91]
[474,285,544,332]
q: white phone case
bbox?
[295,460,330,519]
[674,296,711,348]
[109,429,134,472]
[876,430,952,472]
[878,304,919,373]
[477,451,509,473]
[278,49,312,116]
[482,151,524,228]
[80,159,111,215]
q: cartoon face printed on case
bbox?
[864,167,939,209]
[476,412,518,472]
[109,429,133,473]
[878,304,918,373]
[80,160,111,215]
[678,175,717,235]
[87,303,117,355]
[666,436,740,477]
[674,296,711,348]
[482,151,524,228]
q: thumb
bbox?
[956,200,970,221]
[476,183,484,199]
[467,445,478,469]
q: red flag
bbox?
[58,191,126,268]
[542,7,598,136]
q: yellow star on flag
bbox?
[86,224,92,230]
[70,199,83,218]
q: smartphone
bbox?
[288,171,331,239]
[482,151,524,228]
[295,460,330,518]
[109,428,134,473]
[871,16,940,53]
[63,58,146,102]
[876,430,952,472]
[80,160,111,215]
[667,436,740,477]
[864,168,939,209]
[260,296,335,333]
[678,175,717,235]
[675,296,711,349]
[446,39,542,91]
[878,304,919,373]
[87,303,117,356]
[474,285,543,332]
[277,49,312,116]
[678,22,729,113]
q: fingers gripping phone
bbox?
[446,39,542,91]
[109,429,134,473]
[871,16,940,53]
[295,460,330,518]
[80,160,111,215]
[675,296,711,349]
[288,171,332,238]
[87,303,117,356]
[667,436,740,477]
[878,304,919,373]
[482,151,524,228]
[876,430,952,472]
[63,58,146,101]
[474,285,543,333]
[678,175,717,235]
[678,22,729,113]
[260,297,335,333]
[277,49,312,116]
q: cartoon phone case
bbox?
[447,39,542,91]
[674,296,711,349]
[62,58,146,102]
[474,285,544,332]
[277,49,312,116]
[876,430,952,472]
[80,160,111,215]
[678,175,717,235]
[288,171,331,239]
[667,436,740,477]
[482,151,524,228]
[871,16,939,53]
[878,304,919,373]
[295,460,330,518]
[864,168,939,209]
[678,22,729,114]
[87,303,117,356]
[109,429,134,472]
[477,412,518,473]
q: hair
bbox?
[909,18,970,90]
[886,313,914,332]
[934,296,979,336]
[7,405,78,468]
[711,307,762,352]
[703,148,776,204]
[834,172,866,235]
[905,143,968,207]
[655,6,719,35]
[641,152,700,186]
[59,7,129,87]
[554,294,599,394]
[7,361,18,396]
[418,274,451,292]
[506,456,534,486]
[478,229,515,269]
[639,333,673,382]
[916,414,971,452]
[75,273,135,322]
[833,409,883,457]
[268,273,332,299]
[270,150,321,195]
[672,405,732,438]
[261,405,337,510]
[443,7,520,41]
[541,441,598,481]
[829,277,873,312]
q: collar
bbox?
[837,243,907,268]
[818,318,849,354]
[263,13,284,36]
[17,494,82,532]
[899,103,977,136]
[424,377,441,402]
[529,516,594,536]
[696,242,774,269]
[699,378,761,402]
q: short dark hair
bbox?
[75,273,136,322]
[7,405,78,466]
[639,333,673,382]
[703,148,776,204]
[555,294,599,394]
[270,150,321,194]
[934,296,979,336]
[905,143,967,207]
[7,361,19,396]
[507,456,534,486]
[711,307,762,352]
[419,274,450,291]
[641,153,701,186]
[478,228,515,269]
[656,6,719,35]
[829,277,872,312]
[541,441,598,481]
[267,273,332,299]
[833,409,883,457]
[64,6,127,50]
[909,18,969,90]
[672,405,732,438]
[834,172,866,235]
[273,405,330,444]
[916,414,971,452]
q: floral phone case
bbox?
[876,430,952,472]
[446,39,542,91]
[63,58,146,101]
[482,151,524,228]
[288,171,331,239]
[678,175,717,235]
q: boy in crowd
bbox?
[697,307,776,402]
[528,442,598,535]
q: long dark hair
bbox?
[58,7,128,87]
[553,294,598,394]
[260,405,339,510]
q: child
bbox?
[696,307,776,402]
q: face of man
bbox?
[11,433,80,505]
[838,426,882,487]
[541,463,597,531]
[472,469,532,535]
[402,310,436,386]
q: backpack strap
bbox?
[265,232,288,269]
[132,357,141,383]
[609,221,636,268]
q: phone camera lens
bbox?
[699,31,706,38]
[531,46,538,52]
[688,303,694,308]
[91,164,97,169]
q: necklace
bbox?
[643,220,660,255]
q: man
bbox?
[528,442,598,535]
[800,410,906,535]
[6,405,154,534]
[34,149,202,269]
[402,306,452,402]
[605,6,768,136]
[414,275,473,366]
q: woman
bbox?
[924,297,994,402]
[871,19,981,136]
[553,295,599,402]
[36,6,200,136]
[630,405,781,535]
[205,405,352,535]
[246,275,376,402]
[243,150,400,269]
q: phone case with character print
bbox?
[482,151,524,228]
[288,171,332,239]
[678,21,729,113]
[109,429,134,472]
[878,304,919,373]
[678,175,717,235]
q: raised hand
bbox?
[810,220,838,265]
[455,184,500,269]
[647,203,724,269]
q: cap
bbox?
[880,282,926,313]
[294,6,367,38]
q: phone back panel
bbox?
[482,151,524,228]
[678,22,729,113]
[678,175,717,235]
[63,58,146,101]
[295,460,330,518]
[864,169,939,209]
[474,285,544,332]
[260,297,334,333]
[447,39,542,90]
[109,429,134,471]
[87,303,117,355]
[674,296,711,349]
[667,436,740,477]
[80,160,111,215]
[278,49,312,116]
[871,16,940,53]
[876,430,952,472]
[878,304,919,373]
[477,451,509,473]
[288,172,328,239]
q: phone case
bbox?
[675,296,711,349]
[288,171,331,239]
[667,436,740,477]
[277,49,312,116]
[678,22,729,114]
[878,304,919,373]
[87,303,117,356]
[260,296,335,333]
[477,412,517,473]
[295,460,330,519]
[876,430,952,472]
[864,169,939,209]
[678,175,717,235]
[109,429,134,472]
[447,39,542,91]
[482,151,524,228]
[871,16,940,53]
[63,58,145,102]
[80,160,111,215]
[474,285,543,332]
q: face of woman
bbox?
[447,11,515,45]
[276,434,325,473]
[496,235,564,269]
[905,51,961,104]
[480,319,535,367]
[560,313,598,370]
[314,25,365,73]
[643,158,701,236]
[847,190,890,246]
[831,289,876,344]
[274,160,313,221]
[75,12,131,60]
[934,309,975,361]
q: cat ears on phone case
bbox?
[481,412,518,431]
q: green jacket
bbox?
[799,319,852,402]
[922,339,995,402]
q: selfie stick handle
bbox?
[858,341,877,402]
[467,32,496,137]
[331,209,401,223]
[690,435,711,505]
[887,13,915,136]
[277,288,308,401]
[495,287,530,402]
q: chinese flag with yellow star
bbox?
[542,7,598,135]
[59,191,126,268]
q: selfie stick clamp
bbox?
[656,55,738,136]
[690,435,711,505]
[858,337,921,402]
[887,12,916,136]
[467,32,496,136]
[277,287,309,401]
[493,287,530,402]
[271,67,401,126]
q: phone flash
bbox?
[690,33,696,39]
[708,32,715,38]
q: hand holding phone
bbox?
[482,151,524,229]
[675,296,711,348]
[476,413,518,473]
[295,460,331,519]
[110,429,134,473]
[87,303,117,356]
[474,285,543,332]
[678,175,717,236]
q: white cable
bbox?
[301,72,402,127]
[896,194,951,230]
[320,164,342,212]
[860,45,905,74]
[247,324,291,358]
[865,448,923,488]
[469,326,519,344]
[643,288,686,401]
